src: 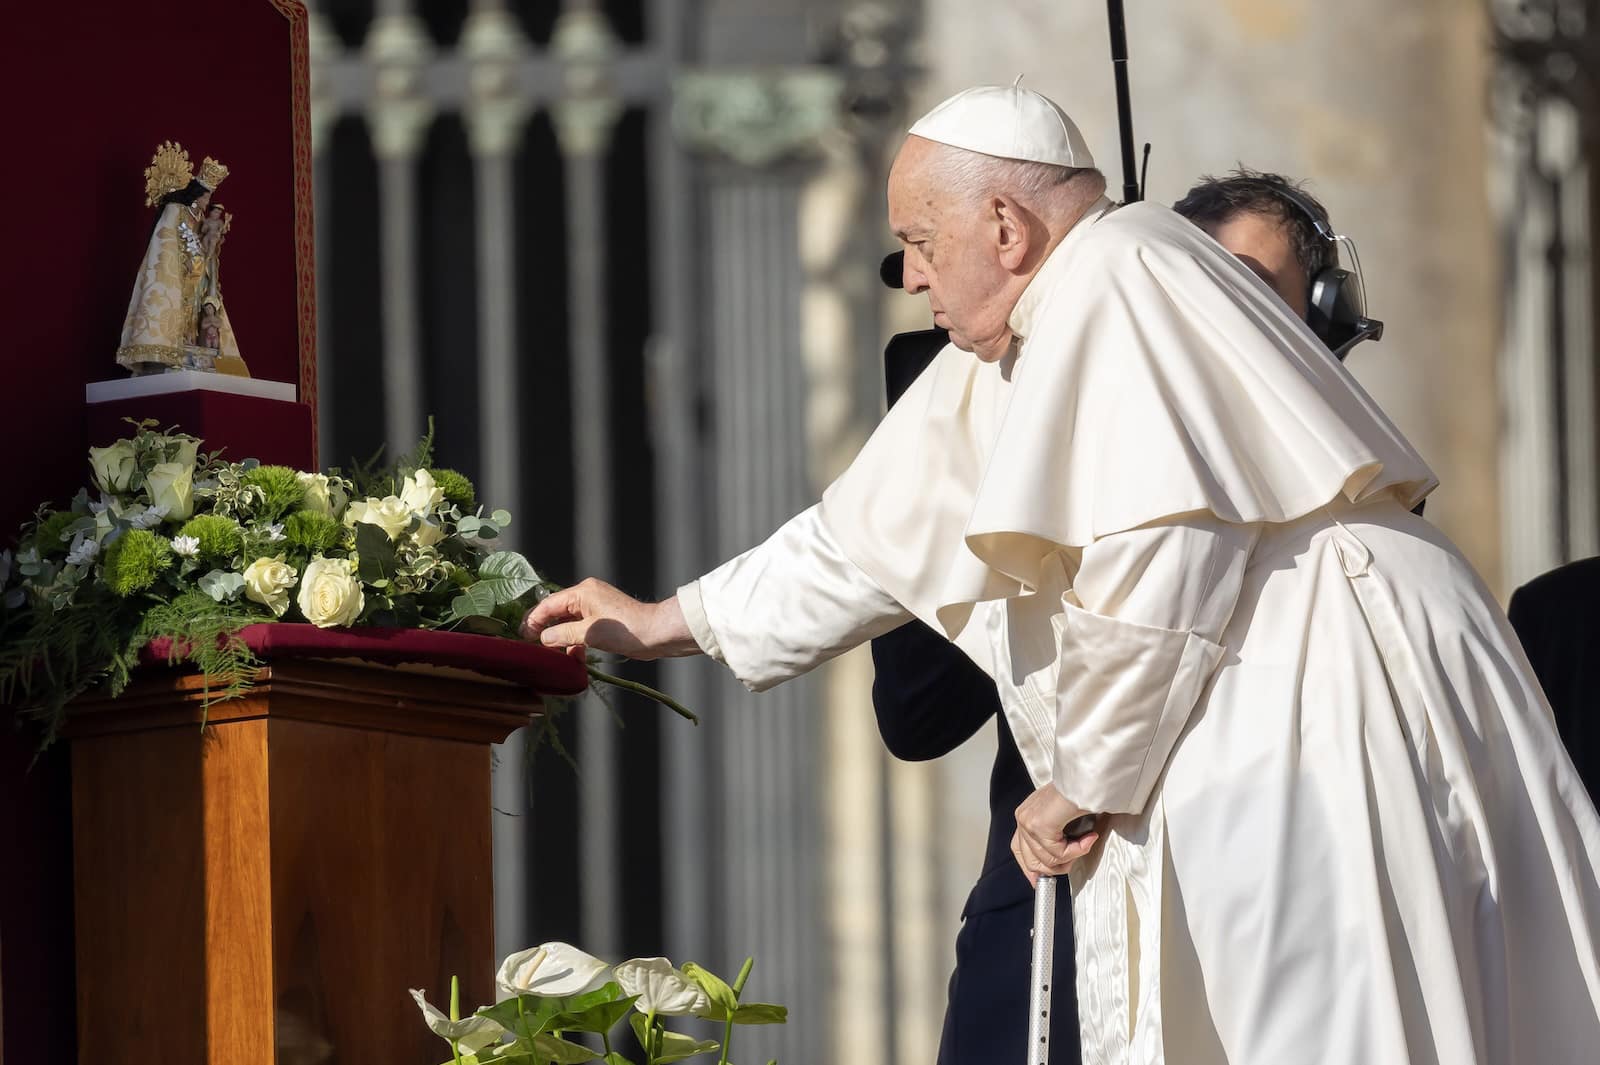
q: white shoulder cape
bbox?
[819,201,1438,638]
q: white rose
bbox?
[613,958,711,1017]
[413,520,445,548]
[242,555,297,617]
[297,472,348,519]
[171,437,200,470]
[349,495,412,540]
[496,943,611,1001]
[88,441,138,494]
[145,462,195,521]
[400,469,445,518]
[296,556,364,628]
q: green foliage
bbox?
[103,530,173,596]
[31,511,79,557]
[137,591,264,706]
[240,465,306,522]
[178,514,244,561]
[283,510,344,554]
[0,597,140,745]
[429,467,478,511]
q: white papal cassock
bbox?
[676,197,1600,1064]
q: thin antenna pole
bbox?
[1107,0,1140,203]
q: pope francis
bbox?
[524,84,1600,1064]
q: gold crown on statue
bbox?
[142,140,194,207]
[196,156,229,191]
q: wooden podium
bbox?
[67,658,547,1065]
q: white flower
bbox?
[346,495,412,540]
[130,505,170,530]
[408,989,508,1054]
[265,523,286,543]
[87,499,109,515]
[172,535,200,558]
[88,441,138,494]
[65,536,100,566]
[613,958,711,1017]
[146,462,195,521]
[413,520,445,548]
[400,469,446,518]
[496,943,611,1001]
[171,437,199,470]
[296,556,364,628]
[242,555,297,617]
[296,472,348,519]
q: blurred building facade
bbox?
[305,1,1589,1060]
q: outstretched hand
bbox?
[1012,783,1101,887]
[520,578,699,661]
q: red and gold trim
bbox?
[270,0,320,463]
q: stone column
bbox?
[553,3,625,963]
[463,0,535,962]
[364,7,434,456]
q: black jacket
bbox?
[1508,557,1600,797]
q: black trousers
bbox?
[937,890,1080,1065]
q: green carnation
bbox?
[282,510,345,554]
[177,514,244,562]
[31,511,80,557]
[428,468,477,511]
[241,465,306,522]
[103,530,174,596]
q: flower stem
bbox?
[586,664,699,724]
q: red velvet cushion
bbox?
[142,623,588,697]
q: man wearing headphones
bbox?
[874,170,1378,1065]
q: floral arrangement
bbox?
[0,421,692,741]
[413,942,785,1065]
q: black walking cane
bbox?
[1027,5,1145,1062]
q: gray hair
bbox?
[924,145,1106,211]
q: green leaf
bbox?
[450,582,499,620]
[477,995,565,1042]
[554,994,638,1034]
[680,964,738,1016]
[729,1003,787,1026]
[532,1034,600,1063]
[352,521,399,583]
[491,509,512,527]
[602,1054,638,1065]
[652,1031,720,1065]
[457,515,483,537]
[198,569,245,603]
[475,552,540,605]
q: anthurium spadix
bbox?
[613,957,712,1017]
[408,988,508,1054]
[496,941,612,1001]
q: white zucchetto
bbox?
[908,81,1095,168]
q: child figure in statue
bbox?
[116,141,250,378]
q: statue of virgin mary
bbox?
[115,142,250,377]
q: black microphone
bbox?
[880,251,905,290]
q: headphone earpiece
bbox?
[1274,186,1384,361]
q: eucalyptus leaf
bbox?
[476,552,540,605]
[458,515,483,537]
[198,569,245,603]
[491,509,512,526]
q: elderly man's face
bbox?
[1201,210,1310,320]
[887,138,1019,362]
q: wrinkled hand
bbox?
[520,578,698,661]
[1012,784,1101,887]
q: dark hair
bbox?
[160,179,212,209]
[1172,169,1335,284]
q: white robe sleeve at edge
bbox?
[1052,517,1259,816]
[677,504,911,693]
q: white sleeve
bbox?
[677,504,912,693]
[1051,516,1259,815]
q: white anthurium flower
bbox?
[172,535,200,558]
[408,989,508,1054]
[400,469,445,518]
[613,958,712,1017]
[496,942,611,1001]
